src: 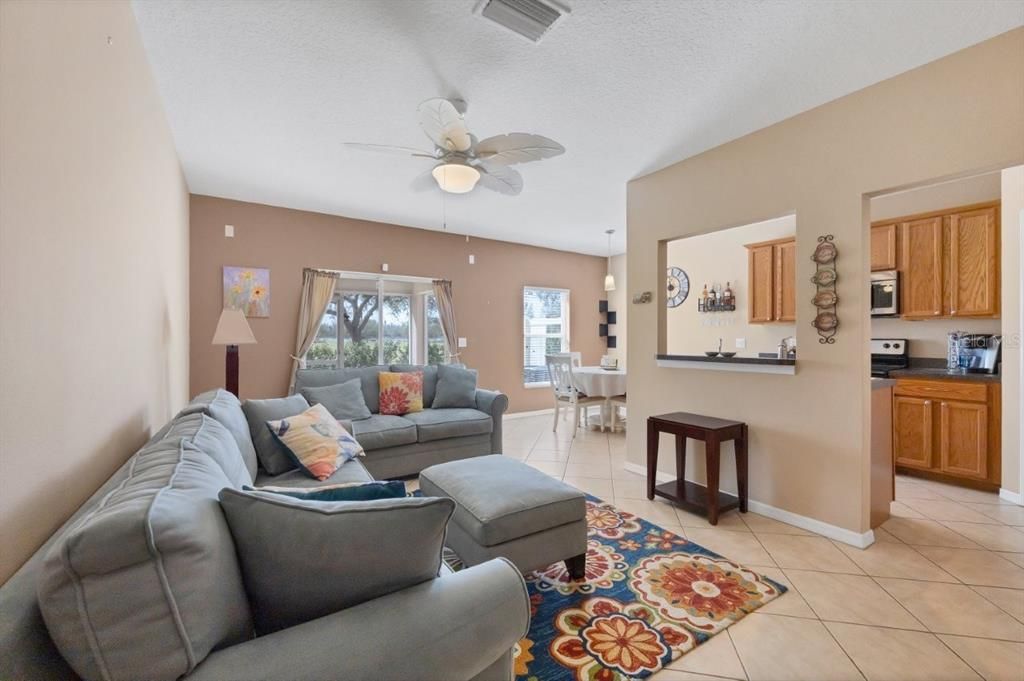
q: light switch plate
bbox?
[224,224,234,238]
[382,263,389,272]
[469,254,475,264]
[735,338,746,349]
[457,337,468,348]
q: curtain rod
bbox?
[302,267,441,285]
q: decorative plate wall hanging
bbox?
[810,235,838,344]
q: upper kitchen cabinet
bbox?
[900,216,943,318]
[883,201,1000,319]
[870,223,898,271]
[949,205,999,317]
[746,236,795,324]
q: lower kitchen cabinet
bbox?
[893,378,1000,487]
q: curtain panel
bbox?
[289,269,337,392]
[431,279,460,363]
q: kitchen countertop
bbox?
[871,378,895,389]
[887,367,1001,383]
[656,353,795,366]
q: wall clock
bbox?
[666,266,689,308]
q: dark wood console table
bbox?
[646,412,748,525]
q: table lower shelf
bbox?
[651,480,741,518]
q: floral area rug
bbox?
[486,496,784,681]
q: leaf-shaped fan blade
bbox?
[476,163,523,196]
[417,98,472,152]
[343,143,436,158]
[474,133,565,166]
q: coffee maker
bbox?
[958,334,1002,374]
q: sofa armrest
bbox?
[475,389,508,454]
[187,558,530,681]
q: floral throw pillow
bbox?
[378,371,423,416]
[266,403,364,480]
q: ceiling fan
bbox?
[344,98,565,196]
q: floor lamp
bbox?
[212,308,256,397]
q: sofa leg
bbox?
[565,552,587,581]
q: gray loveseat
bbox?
[0,389,529,681]
[293,364,507,480]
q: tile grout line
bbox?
[723,630,751,681]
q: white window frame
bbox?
[522,286,571,388]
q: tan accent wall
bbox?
[0,1,190,583]
[1001,165,1024,495]
[189,196,607,411]
[627,29,1024,535]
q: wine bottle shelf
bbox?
[697,300,736,313]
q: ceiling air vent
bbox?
[476,0,567,43]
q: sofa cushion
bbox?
[391,364,438,407]
[37,440,253,681]
[294,366,386,413]
[403,408,493,443]
[159,413,252,488]
[182,389,258,480]
[241,394,310,475]
[433,364,478,409]
[218,489,454,634]
[253,457,374,488]
[350,414,417,451]
[299,378,372,421]
[267,403,365,480]
[378,371,423,415]
[419,455,586,547]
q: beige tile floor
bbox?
[478,414,1024,681]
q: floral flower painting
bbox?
[223,266,270,318]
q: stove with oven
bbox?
[871,338,908,378]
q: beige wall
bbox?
[189,196,607,412]
[667,215,796,356]
[870,172,1002,357]
[627,29,1024,536]
[606,254,628,367]
[0,1,190,583]
[1001,165,1024,495]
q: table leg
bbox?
[706,435,721,526]
[736,426,748,513]
[675,435,687,499]
[646,421,658,500]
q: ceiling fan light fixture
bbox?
[432,162,480,194]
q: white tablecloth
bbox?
[573,366,627,397]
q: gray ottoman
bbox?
[420,455,589,578]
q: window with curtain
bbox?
[424,294,447,365]
[305,290,413,368]
[523,287,570,386]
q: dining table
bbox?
[573,366,627,431]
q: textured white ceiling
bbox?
[132,0,1023,255]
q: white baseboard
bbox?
[999,488,1024,506]
[620,463,874,548]
[505,408,555,420]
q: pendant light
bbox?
[603,229,616,292]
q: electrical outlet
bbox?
[469,254,475,264]
[224,224,234,238]
[382,263,389,272]
[735,338,746,349]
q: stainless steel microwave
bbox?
[870,270,899,316]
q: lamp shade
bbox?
[604,273,616,292]
[432,162,481,194]
[212,308,257,345]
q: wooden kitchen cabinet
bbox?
[893,396,933,470]
[876,201,1000,319]
[745,236,795,324]
[948,206,999,317]
[893,377,1000,487]
[900,216,943,318]
[871,223,898,271]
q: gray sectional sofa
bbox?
[0,387,528,681]
[293,364,508,479]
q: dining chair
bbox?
[546,353,605,435]
[609,393,627,431]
